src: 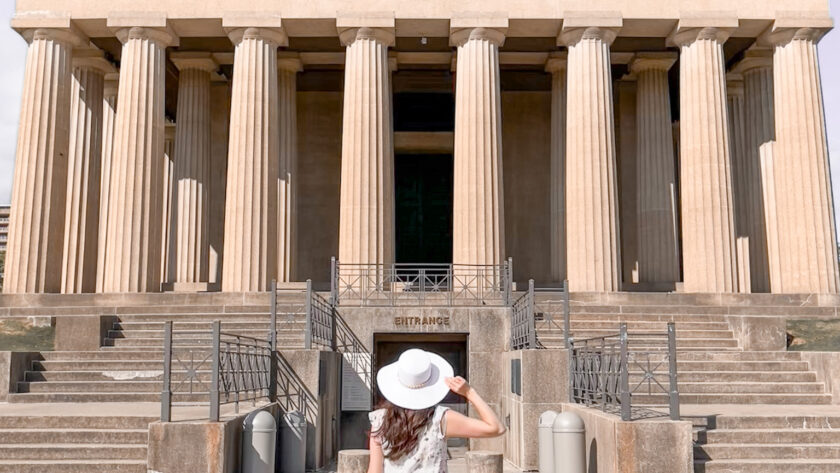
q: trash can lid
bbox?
[551,412,585,433]
[243,410,277,433]
[538,410,558,427]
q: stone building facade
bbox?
[4,2,839,295]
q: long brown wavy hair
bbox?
[371,400,436,461]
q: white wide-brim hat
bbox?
[376,348,454,410]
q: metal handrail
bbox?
[510,279,538,350]
[569,322,680,421]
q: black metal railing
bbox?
[161,321,274,422]
[305,279,337,350]
[569,322,680,421]
[510,279,538,350]
[330,257,513,307]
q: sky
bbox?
[1,1,840,223]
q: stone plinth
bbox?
[337,449,370,473]
[466,451,503,473]
[560,22,622,292]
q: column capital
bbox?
[450,27,506,47]
[171,52,219,73]
[72,49,118,74]
[545,52,568,74]
[629,52,677,74]
[667,15,737,47]
[726,73,745,96]
[337,11,395,47]
[113,26,179,48]
[11,13,89,47]
[104,73,120,97]
[732,47,773,74]
[558,11,622,47]
[277,53,303,72]
[449,13,508,47]
[225,27,288,47]
[108,13,179,47]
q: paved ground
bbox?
[680,403,840,417]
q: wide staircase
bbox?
[0,292,307,472]
[535,292,840,472]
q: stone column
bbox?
[277,55,302,283]
[4,27,84,293]
[546,55,567,283]
[671,24,738,293]
[221,27,285,291]
[61,51,116,293]
[726,73,751,292]
[170,53,216,291]
[759,142,783,291]
[450,26,506,268]
[769,25,839,293]
[101,26,177,292]
[337,26,395,266]
[161,123,175,286]
[95,74,119,293]
[734,48,774,292]
[631,53,680,284]
[560,21,622,292]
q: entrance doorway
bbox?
[373,333,468,446]
[395,154,453,264]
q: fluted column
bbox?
[631,53,679,284]
[726,74,751,292]
[95,74,119,292]
[560,24,622,292]
[221,27,285,291]
[769,26,839,293]
[337,27,395,266]
[161,123,175,286]
[734,49,774,292]
[61,51,116,293]
[546,56,567,283]
[759,142,783,290]
[102,26,177,292]
[671,25,738,292]
[277,56,301,282]
[170,53,216,291]
[4,28,84,293]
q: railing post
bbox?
[527,279,536,349]
[330,256,338,305]
[268,279,278,403]
[619,323,631,421]
[568,337,575,403]
[330,306,338,351]
[304,279,313,349]
[161,321,172,422]
[667,322,680,421]
[210,321,221,422]
[563,279,571,349]
[506,257,514,305]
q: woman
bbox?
[367,348,505,473]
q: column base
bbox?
[162,282,218,293]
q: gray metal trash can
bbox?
[280,411,307,473]
[538,410,558,473]
[552,412,585,473]
[242,410,277,473]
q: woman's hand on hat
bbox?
[445,376,472,398]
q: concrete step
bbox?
[714,416,840,430]
[675,361,811,371]
[634,393,832,404]
[7,392,204,403]
[18,381,165,393]
[0,416,155,429]
[677,352,803,361]
[35,360,166,371]
[693,459,840,472]
[629,371,817,383]
[673,382,826,394]
[0,429,148,444]
[39,351,167,361]
[539,340,741,351]
[704,429,840,444]
[560,313,730,322]
[26,370,171,382]
[539,329,736,339]
[109,328,304,339]
[536,320,732,330]
[695,443,840,460]
[0,460,147,473]
[115,320,306,330]
[0,444,147,460]
[104,338,304,348]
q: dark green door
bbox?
[395,154,453,264]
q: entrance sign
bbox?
[393,316,451,327]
